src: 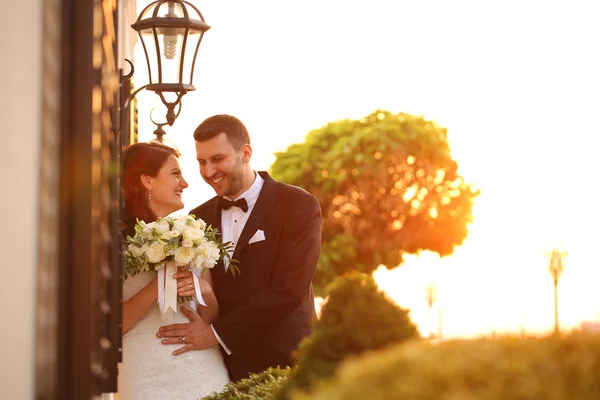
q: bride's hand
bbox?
[174,269,214,298]
[174,269,196,298]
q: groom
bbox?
[157,114,322,381]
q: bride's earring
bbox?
[148,188,152,201]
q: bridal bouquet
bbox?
[123,214,238,319]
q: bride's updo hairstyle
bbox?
[121,142,181,237]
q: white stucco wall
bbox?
[0,0,42,398]
[119,0,139,69]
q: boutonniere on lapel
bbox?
[222,240,241,277]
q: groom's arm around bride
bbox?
[157,114,322,382]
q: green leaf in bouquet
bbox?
[228,259,241,277]
[177,295,194,304]
[164,243,177,255]
[132,235,146,246]
[218,241,240,277]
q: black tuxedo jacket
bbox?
[189,171,322,381]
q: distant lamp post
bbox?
[122,0,210,132]
[546,247,567,335]
[425,282,437,339]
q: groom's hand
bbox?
[156,306,218,356]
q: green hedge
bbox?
[201,367,290,400]
[295,333,600,400]
[276,271,419,399]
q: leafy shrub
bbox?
[296,333,600,400]
[201,367,290,400]
[276,271,419,398]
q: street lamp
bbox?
[425,281,437,339]
[546,247,567,335]
[121,0,210,138]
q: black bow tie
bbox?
[218,197,248,212]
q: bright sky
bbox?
[134,0,600,339]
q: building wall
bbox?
[119,0,139,69]
[0,0,42,398]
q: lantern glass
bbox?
[133,1,210,91]
[138,26,188,88]
[131,0,210,125]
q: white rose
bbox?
[183,227,204,242]
[163,229,181,240]
[193,254,205,270]
[174,246,195,264]
[153,218,170,235]
[138,220,153,234]
[182,239,193,248]
[143,221,154,230]
[172,215,189,232]
[193,241,211,269]
[190,218,206,231]
[146,241,166,263]
[202,241,221,269]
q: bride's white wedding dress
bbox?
[118,272,230,400]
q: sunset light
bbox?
[135,0,600,339]
[7,1,600,398]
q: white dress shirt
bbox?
[211,172,264,354]
[220,172,264,271]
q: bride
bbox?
[117,142,230,399]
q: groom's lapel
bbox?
[232,173,277,261]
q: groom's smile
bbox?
[196,132,253,199]
[208,174,228,194]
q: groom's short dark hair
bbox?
[193,114,251,150]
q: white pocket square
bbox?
[248,229,266,244]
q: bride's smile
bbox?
[144,155,189,217]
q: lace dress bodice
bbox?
[118,272,229,400]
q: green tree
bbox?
[271,110,479,295]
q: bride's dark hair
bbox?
[121,142,181,238]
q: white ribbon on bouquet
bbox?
[189,267,207,309]
[157,260,207,320]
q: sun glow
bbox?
[134,0,600,338]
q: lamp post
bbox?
[546,247,567,335]
[121,0,210,143]
[425,282,437,339]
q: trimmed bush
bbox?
[201,367,290,400]
[296,333,600,400]
[276,271,419,398]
